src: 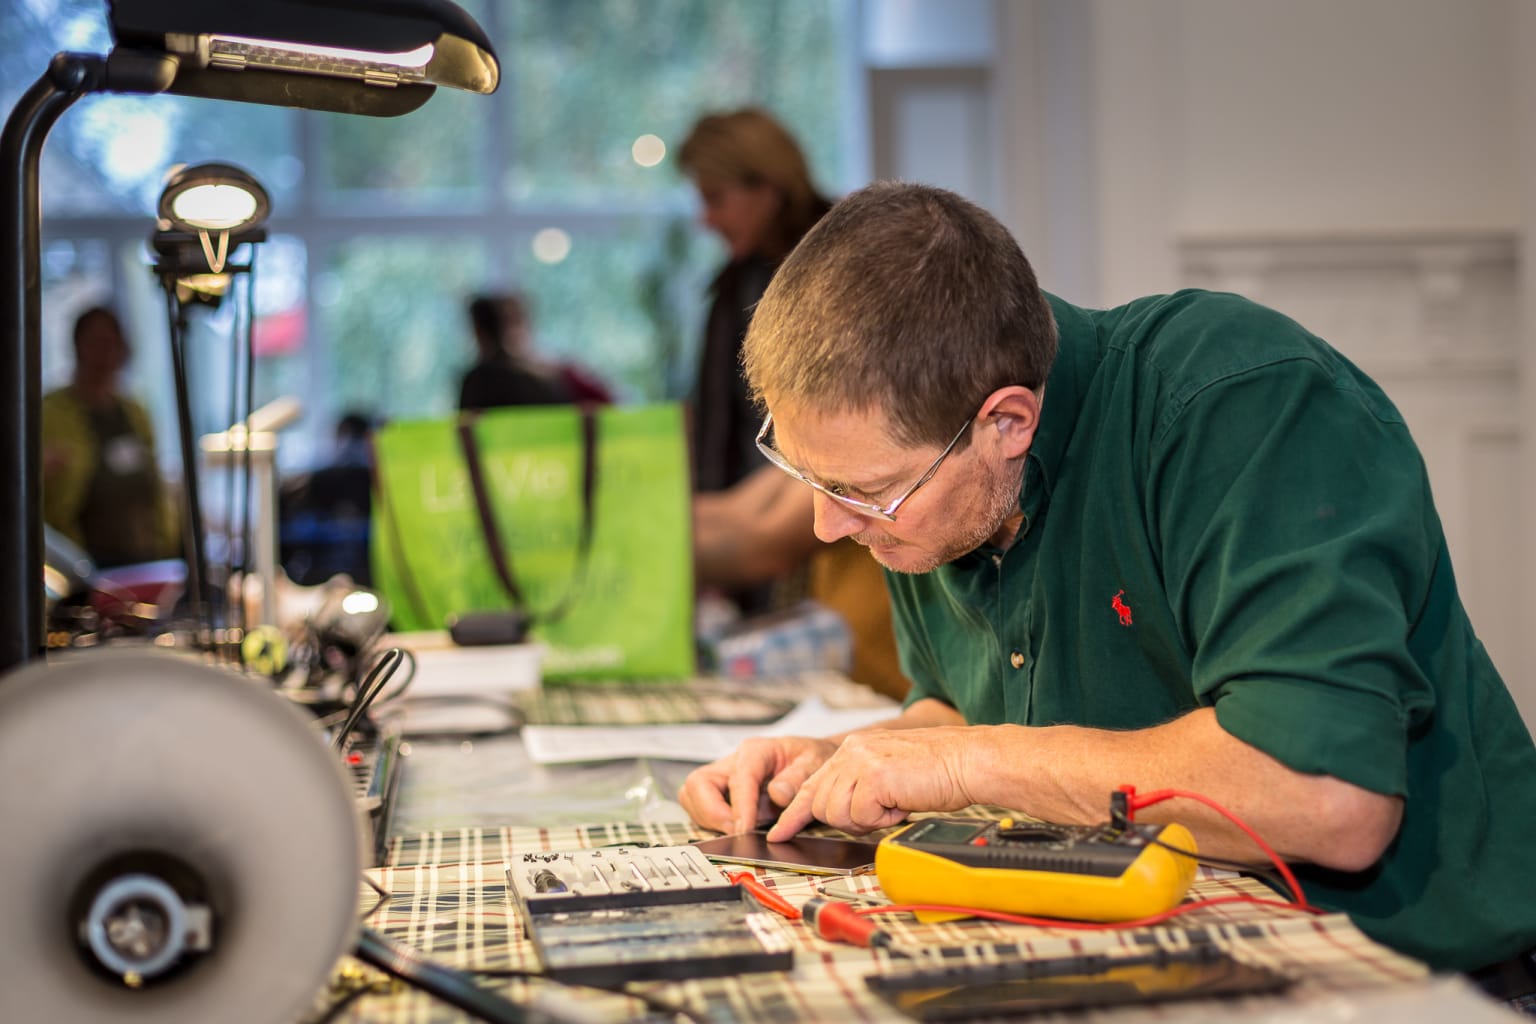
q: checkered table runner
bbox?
[515,671,893,726]
[309,819,1432,1023]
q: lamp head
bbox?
[107,0,499,117]
[152,162,269,308]
[158,162,270,234]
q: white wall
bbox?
[991,0,1536,727]
[1176,0,1516,237]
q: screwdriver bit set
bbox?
[507,844,794,985]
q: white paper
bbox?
[520,695,897,765]
[393,638,545,698]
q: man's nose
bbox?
[811,492,865,544]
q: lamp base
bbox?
[0,650,362,1023]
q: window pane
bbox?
[40,238,115,392]
[514,217,720,403]
[506,0,846,204]
[0,0,110,109]
[310,0,493,206]
[311,88,488,206]
[1,0,300,217]
[248,235,314,468]
[45,94,301,218]
[314,236,489,426]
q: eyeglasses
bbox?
[755,412,973,522]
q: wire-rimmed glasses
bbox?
[754,412,973,522]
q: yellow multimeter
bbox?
[875,817,1198,923]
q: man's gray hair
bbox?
[743,181,1057,449]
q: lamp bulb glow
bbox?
[171,184,260,232]
[340,591,380,615]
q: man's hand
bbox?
[677,735,838,835]
[765,727,978,840]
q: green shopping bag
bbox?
[371,403,696,679]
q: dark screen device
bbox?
[692,830,880,875]
[866,946,1292,1020]
[447,609,531,646]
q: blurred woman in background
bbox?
[678,107,833,498]
[678,109,909,700]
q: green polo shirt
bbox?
[888,289,1536,971]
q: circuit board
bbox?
[507,844,794,985]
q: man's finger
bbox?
[765,760,813,805]
[766,779,818,841]
[678,774,734,834]
[727,764,769,835]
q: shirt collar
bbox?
[1024,294,1098,504]
[957,294,1096,563]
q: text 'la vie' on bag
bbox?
[370,403,696,679]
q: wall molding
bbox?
[1177,230,1519,380]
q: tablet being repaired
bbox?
[693,830,880,875]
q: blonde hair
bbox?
[677,108,830,261]
[743,182,1057,449]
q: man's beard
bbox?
[859,460,1025,574]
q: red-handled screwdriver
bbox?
[727,870,801,921]
[802,896,897,950]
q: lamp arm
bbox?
[0,51,177,674]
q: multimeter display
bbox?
[876,817,1198,923]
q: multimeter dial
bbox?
[888,818,1157,878]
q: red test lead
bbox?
[802,896,895,949]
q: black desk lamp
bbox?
[149,162,272,642]
[0,0,500,673]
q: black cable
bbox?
[369,646,417,706]
[355,926,529,1024]
[336,646,416,714]
[335,647,402,743]
[227,269,254,649]
[466,970,710,1024]
[360,872,391,920]
[312,982,374,1024]
[1146,835,1296,903]
[221,296,241,650]
[331,648,403,752]
[163,287,211,641]
[238,254,257,629]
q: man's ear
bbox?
[978,386,1042,459]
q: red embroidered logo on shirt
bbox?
[1111,590,1133,627]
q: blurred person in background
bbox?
[679,108,905,699]
[677,107,833,498]
[42,305,178,568]
[678,107,834,619]
[279,410,377,586]
[458,291,612,412]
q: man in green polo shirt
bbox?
[676,182,1536,983]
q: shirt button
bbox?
[1010,650,1025,669]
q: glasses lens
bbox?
[756,413,898,520]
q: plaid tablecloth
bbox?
[308,819,1447,1024]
